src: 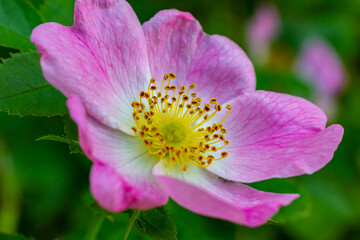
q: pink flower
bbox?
[295,37,345,95]
[31,0,343,227]
[294,37,346,118]
[246,3,280,64]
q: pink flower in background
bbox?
[295,37,346,119]
[31,0,343,227]
[246,3,280,64]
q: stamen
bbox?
[131,73,232,171]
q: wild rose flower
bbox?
[294,37,346,119]
[31,0,343,227]
[246,3,280,65]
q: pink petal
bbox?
[142,9,255,104]
[154,163,299,227]
[67,95,168,212]
[31,0,151,135]
[207,91,344,183]
[247,4,280,46]
[91,163,168,212]
[295,37,345,95]
[246,3,280,64]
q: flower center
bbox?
[131,73,232,172]
[159,121,187,145]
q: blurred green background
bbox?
[0,0,359,239]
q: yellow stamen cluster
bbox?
[131,73,232,171]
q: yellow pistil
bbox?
[131,73,232,171]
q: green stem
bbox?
[123,210,140,240]
[85,214,105,240]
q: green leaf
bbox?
[63,115,82,154]
[0,233,35,240]
[0,0,43,50]
[36,134,83,154]
[40,0,75,26]
[0,52,67,116]
[88,202,112,217]
[0,26,36,51]
[37,134,75,144]
[87,202,116,223]
[127,207,177,240]
[29,0,45,9]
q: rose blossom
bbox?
[31,0,343,227]
[246,3,280,65]
[294,37,346,119]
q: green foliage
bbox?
[248,178,312,223]
[37,134,77,146]
[88,202,114,218]
[255,67,311,97]
[0,0,42,50]
[0,233,35,240]
[166,200,236,240]
[63,115,83,154]
[126,207,178,240]
[39,0,75,26]
[37,134,83,154]
[286,175,358,240]
[87,202,178,240]
[1,0,360,239]
[37,115,83,154]
[0,52,67,117]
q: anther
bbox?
[215,104,222,111]
[221,152,228,158]
[204,104,211,112]
[189,84,196,89]
[226,104,233,110]
[131,101,138,107]
[210,98,217,104]
[221,129,227,133]
[132,73,231,171]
